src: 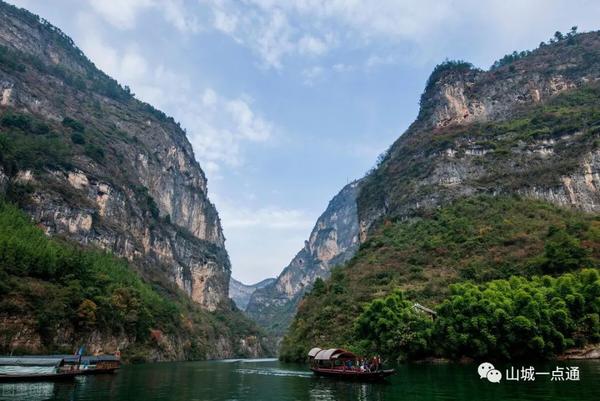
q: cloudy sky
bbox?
[7,0,600,283]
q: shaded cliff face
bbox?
[229,277,275,310]
[246,181,361,335]
[359,32,600,238]
[0,3,228,310]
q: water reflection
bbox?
[0,381,77,401]
[309,378,387,401]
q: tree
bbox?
[554,31,565,42]
[539,226,589,273]
[76,299,97,328]
[355,290,433,359]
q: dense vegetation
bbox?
[0,200,266,360]
[0,112,73,176]
[354,270,599,361]
[280,196,600,361]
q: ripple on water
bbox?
[235,368,313,378]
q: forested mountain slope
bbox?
[281,30,600,361]
[0,1,269,360]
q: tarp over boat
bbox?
[312,348,357,361]
[0,356,63,375]
[308,348,322,358]
[0,357,63,367]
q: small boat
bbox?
[308,348,395,381]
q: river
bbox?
[1,359,599,401]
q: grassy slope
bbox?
[280,196,600,361]
[0,200,266,361]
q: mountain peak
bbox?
[416,31,600,131]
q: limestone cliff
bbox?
[359,32,600,238]
[0,2,229,310]
[246,181,361,335]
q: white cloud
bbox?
[87,0,199,32]
[365,54,398,70]
[204,0,454,68]
[87,0,153,30]
[332,63,354,73]
[297,34,330,56]
[184,89,273,170]
[301,66,324,86]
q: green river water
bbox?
[0,359,599,401]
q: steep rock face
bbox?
[0,3,229,310]
[246,181,361,335]
[418,35,600,130]
[359,32,600,238]
[229,277,275,310]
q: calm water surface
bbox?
[1,359,599,401]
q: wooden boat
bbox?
[308,348,395,381]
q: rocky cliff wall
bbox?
[358,32,600,238]
[0,2,229,310]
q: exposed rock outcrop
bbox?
[359,32,600,236]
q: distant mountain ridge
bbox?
[229,277,275,310]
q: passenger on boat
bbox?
[371,356,379,372]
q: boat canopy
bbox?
[313,348,357,361]
[308,348,322,358]
[0,357,64,367]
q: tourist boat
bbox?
[0,354,120,382]
[308,348,395,381]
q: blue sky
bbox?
[8,0,600,283]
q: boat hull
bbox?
[0,371,79,383]
[79,367,119,375]
[311,367,395,381]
